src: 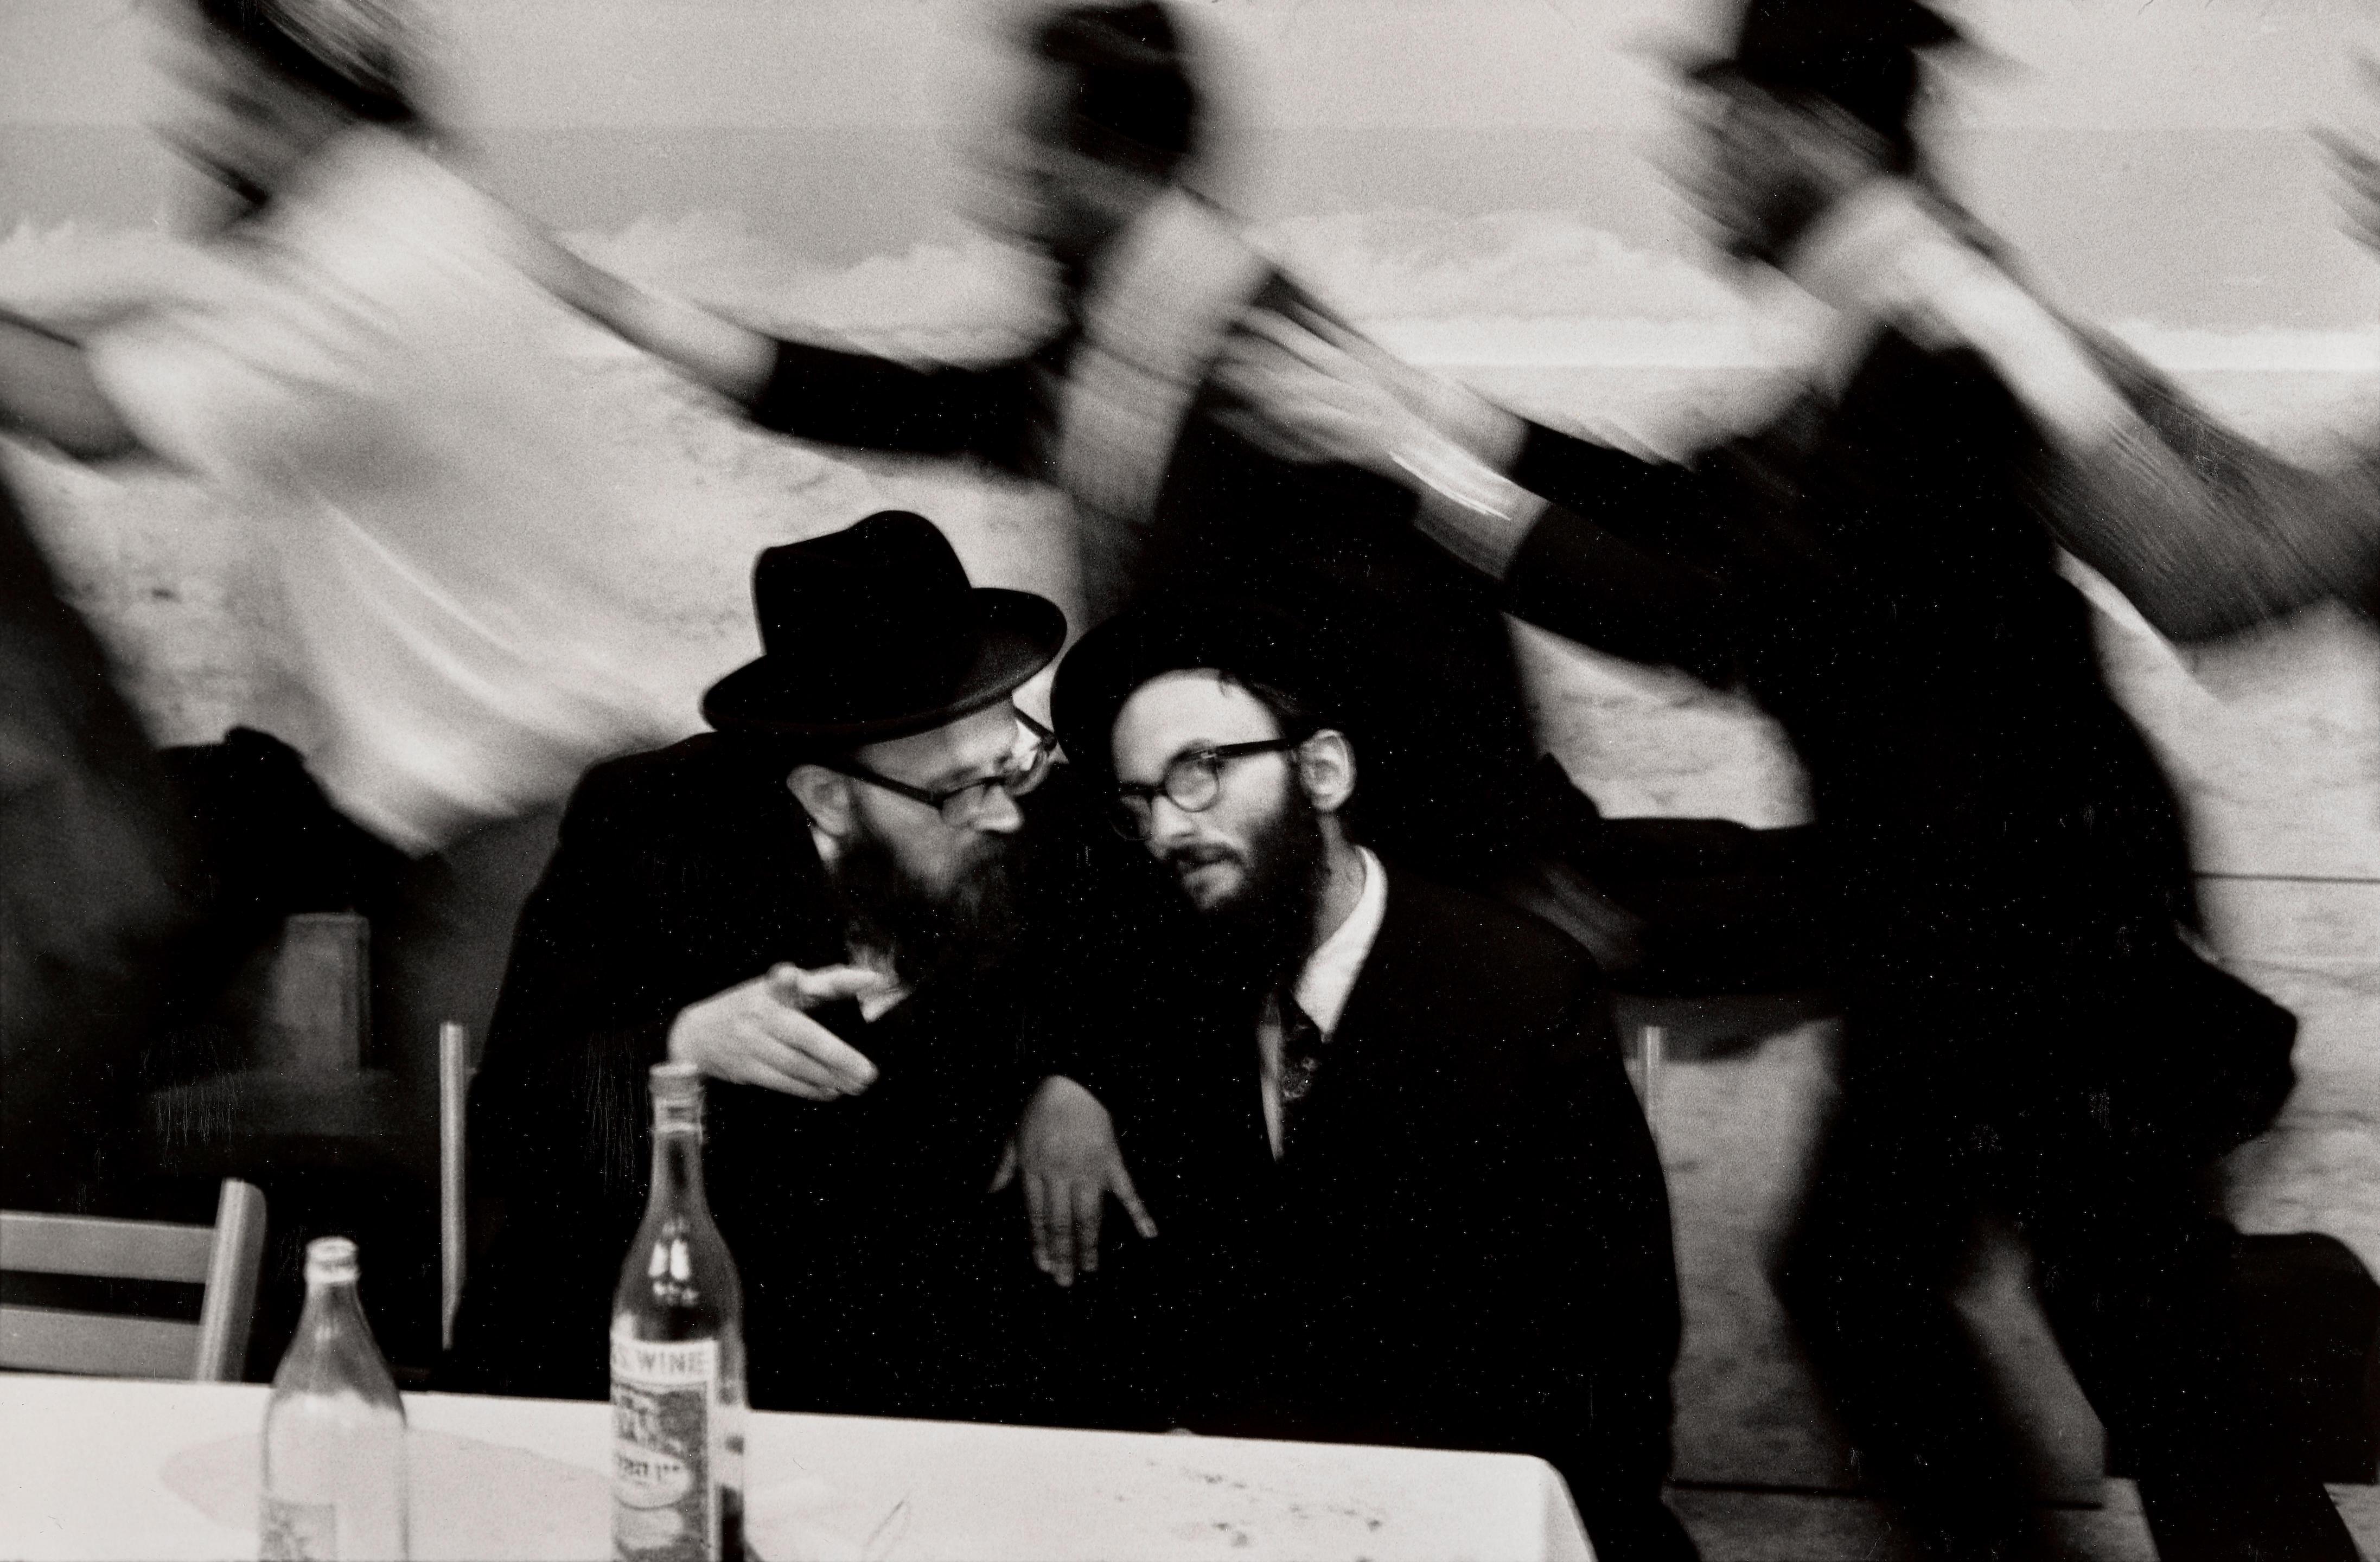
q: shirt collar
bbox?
[1292,847,1387,1040]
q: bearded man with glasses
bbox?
[450,511,1088,1424]
[1049,599,1695,1562]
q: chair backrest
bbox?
[0,1178,267,1381]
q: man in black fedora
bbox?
[1214,1,2353,1555]
[448,510,1086,1422]
[1047,597,1696,1562]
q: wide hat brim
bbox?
[1662,0,1963,88]
[1051,596,1354,777]
[703,587,1065,747]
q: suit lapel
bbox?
[1280,870,1425,1163]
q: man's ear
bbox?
[786,764,857,837]
[1294,730,1357,816]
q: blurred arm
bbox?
[2046,334,2380,639]
[1798,183,2380,640]
[531,234,1039,465]
[1211,304,1740,676]
[530,239,778,404]
[0,312,140,460]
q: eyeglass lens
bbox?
[1110,754,1226,839]
[937,737,1054,825]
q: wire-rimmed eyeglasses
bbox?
[820,710,1058,827]
[1109,738,1305,841]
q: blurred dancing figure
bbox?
[0,0,671,859]
[1217,1,2352,1555]
[0,470,194,1212]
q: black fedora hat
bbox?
[703,511,1066,748]
[1051,595,1357,777]
[1679,0,1961,145]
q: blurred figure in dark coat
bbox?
[1214,1,2353,1555]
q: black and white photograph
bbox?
[3,1,2379,1557]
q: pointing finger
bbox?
[771,962,894,1008]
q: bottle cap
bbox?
[649,1061,703,1100]
[304,1235,360,1286]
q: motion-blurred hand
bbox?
[1215,306,1524,478]
[667,963,886,1099]
[1212,308,1420,476]
[992,1074,1155,1288]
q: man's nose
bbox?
[1144,794,1199,851]
[971,786,1026,836]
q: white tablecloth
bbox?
[0,1374,1592,1561]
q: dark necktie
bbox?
[1277,994,1325,1155]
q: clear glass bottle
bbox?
[260,1236,410,1561]
[611,1062,747,1562]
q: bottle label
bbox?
[610,1332,721,1561]
[260,1496,338,1560]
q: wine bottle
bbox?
[610,1062,746,1562]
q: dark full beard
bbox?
[827,828,1021,990]
[1170,791,1329,998]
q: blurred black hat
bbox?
[191,0,426,127]
[1024,2,1203,173]
[1684,0,1963,148]
[704,511,1066,750]
[1052,597,1355,775]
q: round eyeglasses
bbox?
[820,711,1058,827]
[1108,738,1305,841]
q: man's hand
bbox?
[1214,306,1524,478]
[1212,309,1419,476]
[991,1074,1156,1288]
[666,963,886,1099]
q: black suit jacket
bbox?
[1102,867,1690,1562]
[1486,331,2293,1146]
[747,264,1550,888]
[451,734,1042,1419]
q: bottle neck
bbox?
[646,1116,708,1215]
[295,1272,369,1337]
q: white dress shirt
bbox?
[1257,847,1388,1158]
[88,128,676,853]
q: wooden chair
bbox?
[1,1178,267,1381]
